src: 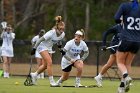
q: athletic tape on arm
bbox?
[80,50,89,61]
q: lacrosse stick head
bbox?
[1,21,7,29]
[24,75,33,86]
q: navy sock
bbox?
[123,73,128,78]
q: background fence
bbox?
[0,40,140,79]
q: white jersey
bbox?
[31,35,42,58]
[1,31,15,57]
[37,29,65,53]
[61,39,88,69]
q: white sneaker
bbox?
[50,81,58,87]
[30,73,37,85]
[37,74,41,79]
[124,76,132,92]
[55,81,61,87]
[94,76,102,87]
[75,83,83,87]
[118,87,125,93]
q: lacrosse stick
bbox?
[62,85,98,88]
[106,44,119,49]
[24,56,33,86]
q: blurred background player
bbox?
[31,29,45,79]
[30,16,65,86]
[1,23,15,78]
[114,0,140,92]
[56,29,89,87]
[94,18,123,87]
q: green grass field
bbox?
[0,76,139,93]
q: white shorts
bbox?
[61,56,80,69]
[37,44,55,54]
[1,47,14,57]
[35,51,42,58]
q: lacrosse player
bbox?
[30,16,65,86]
[94,19,123,87]
[56,29,89,87]
[1,24,15,78]
[31,29,45,79]
[114,0,140,92]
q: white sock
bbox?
[75,77,81,84]
[49,76,54,83]
[122,71,128,75]
[34,71,39,77]
[98,73,103,78]
[40,73,44,78]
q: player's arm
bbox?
[80,50,89,61]
[102,26,118,47]
[33,37,45,49]
[9,32,15,39]
[59,41,76,63]
[59,48,72,61]
[31,36,36,46]
[0,30,5,38]
[114,3,124,23]
[31,36,45,55]
[79,42,89,61]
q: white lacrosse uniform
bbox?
[61,39,88,69]
[1,31,15,57]
[31,35,42,58]
[36,29,65,54]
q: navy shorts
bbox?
[117,40,140,54]
[62,64,74,72]
[109,41,119,54]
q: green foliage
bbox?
[14,0,124,40]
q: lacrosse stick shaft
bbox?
[106,45,119,49]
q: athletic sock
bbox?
[34,71,38,76]
[49,76,55,83]
[75,77,81,84]
[123,73,128,78]
[98,73,103,78]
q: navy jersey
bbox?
[102,24,122,46]
[114,1,140,42]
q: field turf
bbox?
[0,76,139,93]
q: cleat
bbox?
[124,76,132,92]
[30,73,37,85]
[94,76,102,87]
[50,81,58,87]
[118,87,125,93]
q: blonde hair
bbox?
[53,16,65,30]
[75,29,85,40]
[80,29,85,40]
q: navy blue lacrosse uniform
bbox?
[114,1,140,53]
[102,24,122,54]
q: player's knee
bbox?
[106,63,112,68]
[77,66,83,72]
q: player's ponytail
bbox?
[55,16,62,24]
[53,16,65,30]
[80,29,85,40]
